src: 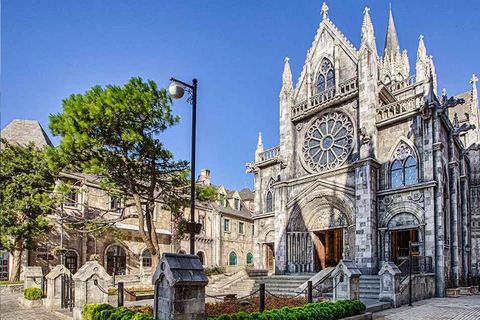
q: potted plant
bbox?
[458,276,472,295]
[445,273,460,298]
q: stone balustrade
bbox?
[259,146,280,162]
[376,95,424,123]
[291,77,358,121]
[387,75,417,93]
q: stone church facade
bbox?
[247,3,480,297]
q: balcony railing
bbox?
[387,75,417,93]
[291,77,358,121]
[376,95,424,123]
[259,146,280,162]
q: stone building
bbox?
[246,3,480,297]
[0,120,254,281]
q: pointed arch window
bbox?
[229,252,237,266]
[390,153,418,189]
[265,179,275,213]
[316,59,335,93]
[246,253,253,265]
[266,191,273,213]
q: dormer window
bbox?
[66,191,79,207]
[109,196,122,213]
[219,193,225,206]
[234,198,240,210]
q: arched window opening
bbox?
[106,245,126,275]
[178,249,186,254]
[246,253,253,265]
[391,160,403,189]
[316,59,335,93]
[197,251,205,265]
[142,249,152,268]
[404,156,418,186]
[65,250,78,274]
[229,252,237,266]
[266,191,273,213]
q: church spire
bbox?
[471,74,478,102]
[384,4,400,57]
[416,35,428,82]
[280,57,294,97]
[361,7,377,54]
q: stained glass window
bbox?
[229,252,237,266]
[316,59,334,93]
[317,75,325,93]
[391,160,403,189]
[327,70,335,88]
[266,191,273,212]
[404,156,418,186]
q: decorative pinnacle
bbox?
[419,34,424,41]
[364,7,370,14]
[321,2,329,19]
[470,74,478,86]
[285,57,290,63]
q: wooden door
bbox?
[265,243,274,271]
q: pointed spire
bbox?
[281,57,294,96]
[361,7,375,49]
[417,35,427,61]
[384,4,400,57]
[256,132,264,152]
[470,74,478,97]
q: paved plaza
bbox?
[373,295,480,320]
[0,293,67,320]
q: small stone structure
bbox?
[331,260,361,301]
[152,253,208,320]
[378,262,402,307]
[72,261,111,320]
[400,273,435,305]
[44,264,71,310]
[24,266,44,290]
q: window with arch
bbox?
[316,59,335,93]
[106,245,126,275]
[265,179,275,213]
[142,249,152,268]
[65,250,78,274]
[390,142,418,189]
[229,252,237,266]
[197,251,205,265]
[246,253,253,265]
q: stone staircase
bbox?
[251,274,315,297]
[359,275,381,300]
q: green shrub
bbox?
[205,266,226,277]
[23,287,43,301]
[81,304,154,320]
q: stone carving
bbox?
[359,126,371,144]
[452,112,476,137]
[321,2,329,19]
[393,142,412,161]
[408,192,424,202]
[302,111,354,173]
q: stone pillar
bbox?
[331,260,362,301]
[72,261,111,320]
[449,161,460,285]
[152,253,208,320]
[378,261,402,308]
[45,264,71,310]
[23,266,43,290]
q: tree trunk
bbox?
[10,240,24,282]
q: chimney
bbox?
[199,169,211,186]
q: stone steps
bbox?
[359,275,380,300]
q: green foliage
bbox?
[82,304,154,320]
[0,281,24,285]
[196,185,219,203]
[0,139,55,252]
[23,288,43,300]
[207,300,366,320]
[205,266,227,277]
[48,77,193,257]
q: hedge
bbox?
[82,300,365,320]
[81,304,154,320]
[208,300,366,320]
[23,287,43,301]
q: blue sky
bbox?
[2,1,479,190]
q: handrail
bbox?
[376,95,424,122]
[259,146,280,162]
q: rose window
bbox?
[303,111,354,172]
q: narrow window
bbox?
[235,198,240,210]
[266,191,273,212]
[229,252,237,266]
[317,75,326,93]
[391,160,403,189]
[224,219,230,232]
[246,253,253,265]
[327,70,335,88]
[404,156,418,186]
[142,249,152,268]
[66,191,78,207]
[219,194,225,206]
[239,222,244,234]
[110,196,121,213]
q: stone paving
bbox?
[0,293,67,320]
[373,295,480,320]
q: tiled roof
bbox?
[1,119,53,148]
[239,188,254,200]
[211,202,253,221]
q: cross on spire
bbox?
[470,74,478,86]
[321,2,329,19]
[364,7,370,14]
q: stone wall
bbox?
[400,274,436,305]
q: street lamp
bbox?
[169,77,199,255]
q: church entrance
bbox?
[265,243,275,272]
[391,228,418,265]
[313,228,343,271]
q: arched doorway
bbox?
[384,212,422,265]
[106,245,127,275]
[196,251,205,265]
[65,250,78,274]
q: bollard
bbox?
[259,283,265,313]
[61,275,65,309]
[118,282,124,307]
[307,281,313,303]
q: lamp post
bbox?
[169,77,198,255]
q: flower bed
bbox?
[207,300,366,320]
[206,296,309,317]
